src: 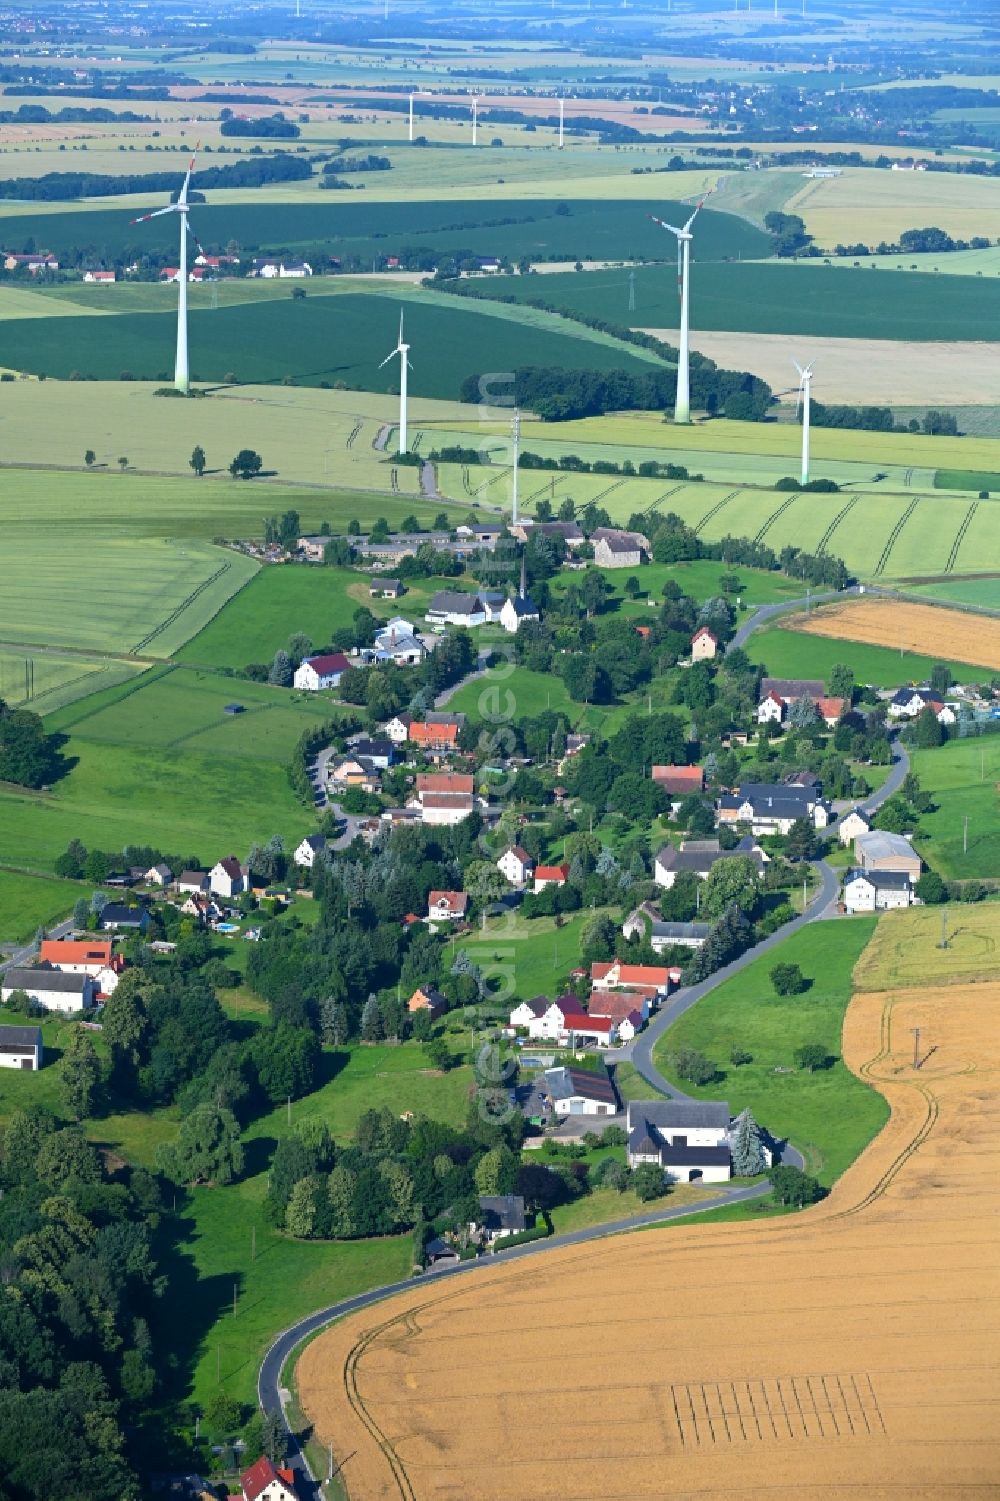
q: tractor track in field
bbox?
[130,560,234,656]
[873,497,920,577]
[817,494,861,554]
[753,491,800,545]
[945,502,978,572]
[590,478,626,505]
[642,482,685,516]
[694,488,740,535]
[346,420,363,449]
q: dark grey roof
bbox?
[740,782,813,803]
[721,792,810,822]
[628,1099,730,1131]
[425,711,465,726]
[657,840,763,875]
[761,677,825,699]
[478,1195,526,1232]
[544,1066,617,1106]
[890,686,941,705]
[506,595,539,616]
[3,968,90,993]
[628,1127,662,1158]
[844,866,912,890]
[353,738,393,758]
[650,921,711,940]
[425,1236,459,1260]
[99,904,147,925]
[302,833,326,850]
[658,1144,732,1167]
[427,590,483,615]
[0,1025,42,1046]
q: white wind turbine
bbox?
[380,311,412,455]
[651,191,710,425]
[130,145,201,395]
[794,359,815,485]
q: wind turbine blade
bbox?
[185,219,206,257]
[650,215,683,236]
[792,358,804,378]
[379,350,397,369]
[177,142,200,206]
[398,309,405,346]
[130,205,178,224]
[677,239,682,294]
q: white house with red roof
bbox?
[690,626,718,661]
[293,652,351,691]
[533,862,569,892]
[511,996,617,1045]
[426,890,468,923]
[590,960,672,997]
[239,1455,298,1501]
[83,269,116,283]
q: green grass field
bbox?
[911,577,1000,610]
[652,919,888,1184]
[910,735,1000,879]
[0,868,89,943]
[460,260,1000,342]
[0,648,144,714]
[747,624,984,688]
[935,470,1000,493]
[0,291,665,394]
[853,903,1000,990]
[457,910,599,1001]
[0,196,767,266]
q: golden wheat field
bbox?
[791,597,1000,670]
[298,980,1000,1501]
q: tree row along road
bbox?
[260,732,909,1490]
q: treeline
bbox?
[648,511,851,589]
[0,104,152,124]
[832,224,995,256]
[459,364,771,423]
[0,1111,166,1499]
[220,115,300,139]
[0,155,312,201]
[811,402,960,436]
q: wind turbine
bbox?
[794,359,814,485]
[380,311,412,455]
[650,192,710,424]
[471,95,481,145]
[130,145,201,395]
[408,90,430,142]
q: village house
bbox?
[543,1066,619,1117]
[297,535,329,563]
[511,997,616,1046]
[180,893,222,924]
[83,269,116,284]
[176,869,208,894]
[369,577,403,599]
[591,526,651,569]
[475,1195,527,1242]
[410,719,460,756]
[887,687,944,720]
[2,968,95,1013]
[497,845,535,887]
[622,905,711,952]
[352,738,395,770]
[510,519,585,549]
[239,1455,299,1501]
[654,837,767,888]
[591,959,672,998]
[508,996,549,1030]
[293,652,351,691]
[424,590,488,628]
[145,862,173,887]
[415,772,474,825]
[717,782,831,836]
[588,988,652,1024]
[854,829,922,881]
[210,856,245,899]
[690,626,718,661]
[0,1024,43,1071]
[426,891,468,923]
[842,868,917,913]
[408,985,448,1019]
[651,764,705,797]
[367,619,426,667]
[626,1099,733,1182]
[39,939,123,996]
[838,807,872,846]
[383,711,414,743]
[533,863,569,892]
[294,833,327,868]
[98,904,149,934]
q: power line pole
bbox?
[511,408,521,526]
[911,1026,921,1070]
[964,814,969,854]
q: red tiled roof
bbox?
[420,792,473,809]
[692,626,717,643]
[39,940,112,966]
[417,772,473,793]
[411,721,459,745]
[535,863,569,882]
[560,1012,613,1034]
[817,697,847,720]
[240,1456,296,1501]
[428,890,467,913]
[652,764,704,790]
[303,652,350,675]
[591,961,671,987]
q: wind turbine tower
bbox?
[130,145,201,395]
[794,360,814,485]
[511,408,521,526]
[380,311,412,454]
[651,192,710,424]
[472,96,481,146]
[628,267,636,312]
[558,97,565,148]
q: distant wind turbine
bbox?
[130,145,202,395]
[650,192,711,424]
[380,311,412,455]
[794,359,814,485]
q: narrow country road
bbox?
[0,913,75,974]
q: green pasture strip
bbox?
[652,919,886,1185]
[910,736,1000,880]
[0,868,90,944]
[746,625,984,688]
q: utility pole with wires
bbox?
[511,408,521,527]
[911,1026,921,1069]
[939,908,948,949]
[964,814,969,854]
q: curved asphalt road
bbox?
[260,601,912,1487]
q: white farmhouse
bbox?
[0,1024,43,1070]
[210,856,245,898]
[293,652,351,691]
[838,807,872,846]
[294,834,327,868]
[626,1099,732,1183]
[497,845,535,887]
[1,968,95,1013]
[843,868,917,913]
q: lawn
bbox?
[546,1179,715,1234]
[0,868,90,944]
[909,735,1000,879]
[746,624,981,689]
[853,903,1000,990]
[456,910,598,1002]
[913,577,1000,610]
[547,559,803,613]
[460,259,1000,342]
[62,664,336,760]
[0,739,317,874]
[935,469,1000,493]
[651,919,888,1185]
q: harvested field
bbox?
[298,978,1000,1500]
[640,329,1000,408]
[790,597,1000,671]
